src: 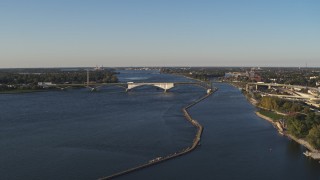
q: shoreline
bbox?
[256,111,320,159]
[98,87,217,180]
[230,82,320,160]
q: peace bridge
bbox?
[51,81,213,94]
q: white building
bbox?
[38,82,55,88]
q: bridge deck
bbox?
[54,82,205,85]
[53,82,211,88]
[247,83,318,91]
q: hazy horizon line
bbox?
[1,65,320,69]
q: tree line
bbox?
[160,67,226,81]
[259,96,320,148]
[260,68,320,87]
[0,70,118,91]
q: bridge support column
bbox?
[246,84,249,91]
[255,85,258,90]
[268,85,271,89]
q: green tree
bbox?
[286,116,308,138]
[290,103,302,112]
[307,126,320,149]
[282,102,292,111]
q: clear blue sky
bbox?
[0,0,319,68]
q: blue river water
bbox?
[1,70,320,180]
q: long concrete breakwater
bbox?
[98,87,218,180]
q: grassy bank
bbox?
[257,109,284,122]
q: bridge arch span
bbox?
[127,83,175,92]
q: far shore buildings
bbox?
[225,67,262,82]
[94,65,104,71]
[38,82,55,88]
